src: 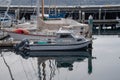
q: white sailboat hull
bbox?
[7,31,56,41]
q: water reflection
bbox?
[34,49,94,80]
[0,48,95,80]
[0,48,15,80]
[118,34,120,38]
[1,35,120,80]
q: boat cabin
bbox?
[55,30,85,43]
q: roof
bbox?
[57,29,71,34]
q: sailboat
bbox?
[2,0,90,41]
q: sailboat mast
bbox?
[41,0,44,19]
[37,0,40,17]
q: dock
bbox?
[0,5,120,25]
[84,19,119,24]
[0,41,19,47]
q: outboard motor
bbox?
[14,39,29,52]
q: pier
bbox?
[0,5,120,21]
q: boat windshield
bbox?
[59,34,73,38]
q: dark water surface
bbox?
[0,35,120,80]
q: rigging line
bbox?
[30,0,39,19]
[3,0,11,20]
[19,57,30,80]
[1,53,14,80]
[32,0,38,15]
[1,0,11,28]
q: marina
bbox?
[1,2,120,30]
[0,0,120,80]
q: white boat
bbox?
[1,0,90,41]
[6,28,56,41]
[15,29,92,51]
[0,17,12,27]
[3,18,90,41]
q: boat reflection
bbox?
[34,49,95,80]
[0,48,95,80]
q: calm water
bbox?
[0,35,120,80]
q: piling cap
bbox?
[89,15,93,19]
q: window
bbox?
[77,39,83,41]
[59,34,73,38]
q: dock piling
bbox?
[79,10,81,22]
[88,15,93,38]
[98,8,102,35]
[82,12,85,23]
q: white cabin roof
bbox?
[57,29,71,34]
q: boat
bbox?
[1,0,91,41]
[0,17,12,27]
[14,29,92,52]
[0,29,10,40]
[3,17,90,40]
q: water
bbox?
[0,35,120,80]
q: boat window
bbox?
[77,39,83,41]
[59,34,73,38]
